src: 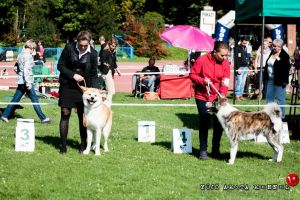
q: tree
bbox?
[121,13,168,59]
[86,0,119,40]
[0,0,26,45]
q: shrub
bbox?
[121,13,169,59]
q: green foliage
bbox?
[0,91,300,199]
[122,14,168,59]
[143,11,165,29]
[1,32,18,46]
[86,0,119,40]
[26,18,60,47]
[0,0,229,46]
[116,0,146,21]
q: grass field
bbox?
[0,91,300,200]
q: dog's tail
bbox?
[263,103,282,133]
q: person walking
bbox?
[190,41,230,160]
[57,31,100,153]
[1,40,50,123]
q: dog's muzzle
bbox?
[205,100,218,113]
[87,97,97,105]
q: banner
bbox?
[215,10,235,42]
[265,24,284,40]
[215,10,284,42]
[215,22,230,41]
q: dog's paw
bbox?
[83,150,90,155]
[95,151,101,156]
[227,159,235,165]
[268,158,275,162]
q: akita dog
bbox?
[216,98,283,165]
[80,86,112,156]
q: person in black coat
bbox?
[57,31,100,154]
[98,37,121,105]
[264,38,291,119]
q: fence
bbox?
[1,45,134,75]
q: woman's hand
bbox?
[73,74,84,82]
[116,68,121,76]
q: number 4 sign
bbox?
[15,119,35,152]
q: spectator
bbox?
[266,37,273,50]
[99,37,121,105]
[235,37,249,100]
[98,35,106,65]
[1,39,51,123]
[190,50,201,67]
[294,41,300,84]
[264,38,291,120]
[189,41,230,160]
[253,39,271,98]
[0,68,8,79]
[99,35,106,48]
[90,39,95,49]
[57,31,100,154]
[34,40,45,63]
[141,58,160,92]
[246,41,253,61]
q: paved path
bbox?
[0,60,234,92]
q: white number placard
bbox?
[172,128,192,154]
[15,119,35,152]
[138,121,155,143]
[280,122,290,144]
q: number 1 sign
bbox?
[171,128,192,154]
[15,119,35,152]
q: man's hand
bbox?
[26,83,32,90]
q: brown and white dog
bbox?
[80,86,112,156]
[216,98,283,165]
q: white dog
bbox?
[216,98,283,165]
[80,86,112,156]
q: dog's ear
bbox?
[99,90,107,94]
[219,97,227,106]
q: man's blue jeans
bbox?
[142,75,157,92]
[2,84,46,121]
[266,79,286,119]
[235,66,248,97]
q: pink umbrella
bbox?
[160,25,214,51]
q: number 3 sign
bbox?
[15,119,35,152]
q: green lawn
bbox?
[0,91,299,200]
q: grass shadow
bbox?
[152,142,201,159]
[35,136,81,151]
[235,151,268,160]
[175,113,198,130]
[151,141,171,150]
[0,106,24,119]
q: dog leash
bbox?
[204,77,224,98]
[77,79,87,89]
